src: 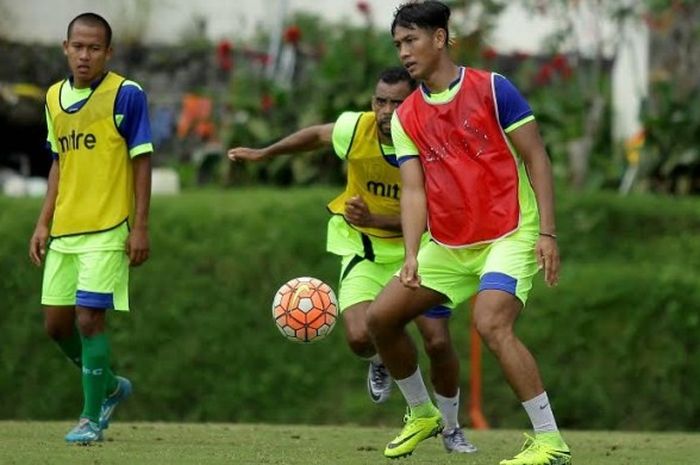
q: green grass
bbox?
[1,422,697,465]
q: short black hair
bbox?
[378,66,418,91]
[67,12,113,46]
[391,1,451,45]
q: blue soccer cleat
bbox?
[99,376,132,430]
[65,418,103,444]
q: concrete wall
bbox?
[1,0,555,52]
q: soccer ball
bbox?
[272,277,338,343]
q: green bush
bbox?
[1,188,698,430]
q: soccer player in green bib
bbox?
[28,13,153,444]
[228,67,476,454]
[367,2,571,463]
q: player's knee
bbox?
[345,327,374,357]
[347,336,374,358]
[475,317,512,352]
[367,301,408,342]
[423,333,452,360]
[366,303,386,339]
[44,319,73,341]
[75,310,104,337]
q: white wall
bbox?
[2,0,554,53]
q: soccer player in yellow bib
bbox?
[228,67,476,454]
[28,13,153,444]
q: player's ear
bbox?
[434,28,447,50]
[62,40,69,56]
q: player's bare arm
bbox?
[228,123,334,162]
[344,195,402,231]
[398,158,427,288]
[127,153,151,267]
[29,159,59,266]
[508,120,560,287]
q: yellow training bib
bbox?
[46,72,132,237]
[327,112,402,238]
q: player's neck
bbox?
[422,61,460,94]
[377,130,392,147]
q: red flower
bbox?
[357,1,370,14]
[261,94,274,112]
[535,63,553,85]
[550,54,573,80]
[283,25,302,45]
[257,53,271,66]
[551,53,568,71]
[481,46,498,61]
[216,40,233,72]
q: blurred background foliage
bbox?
[2,188,699,429]
[218,0,699,194]
[1,0,700,432]
[0,1,697,193]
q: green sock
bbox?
[80,333,111,422]
[55,329,119,396]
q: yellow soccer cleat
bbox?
[500,433,571,465]
[384,407,443,459]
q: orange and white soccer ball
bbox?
[272,277,338,343]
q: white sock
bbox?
[395,367,430,408]
[522,391,559,434]
[367,353,382,364]
[434,389,460,431]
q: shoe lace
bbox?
[513,434,558,459]
[519,433,536,450]
[77,418,92,428]
[444,428,469,447]
[371,362,389,385]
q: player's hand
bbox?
[399,255,421,289]
[227,147,267,162]
[535,235,559,287]
[126,227,150,266]
[344,196,373,227]
[28,224,50,266]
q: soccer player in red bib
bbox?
[367,2,571,463]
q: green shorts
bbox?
[41,248,130,311]
[338,255,451,318]
[418,227,539,307]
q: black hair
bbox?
[391,1,451,45]
[67,12,113,46]
[378,66,418,91]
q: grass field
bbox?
[0,422,697,465]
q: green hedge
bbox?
[1,188,698,430]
